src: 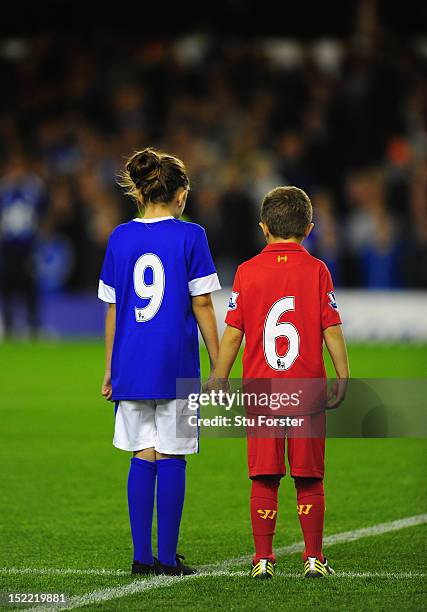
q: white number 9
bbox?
[263,296,300,371]
[133,253,165,322]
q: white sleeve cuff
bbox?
[98,280,116,303]
[188,272,221,296]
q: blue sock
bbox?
[156,458,187,566]
[127,457,156,565]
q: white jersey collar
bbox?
[133,216,174,223]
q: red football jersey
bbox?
[225,242,341,379]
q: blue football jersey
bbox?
[98,216,221,400]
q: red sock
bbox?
[294,477,325,561]
[250,477,279,563]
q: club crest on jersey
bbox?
[277,255,287,263]
[135,307,146,322]
[228,291,239,311]
[327,291,338,310]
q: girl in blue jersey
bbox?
[98,148,221,575]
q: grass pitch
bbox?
[0,341,426,610]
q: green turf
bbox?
[0,342,426,610]
[65,526,427,612]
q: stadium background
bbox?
[1,0,427,338]
[0,1,426,610]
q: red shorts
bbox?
[247,412,325,479]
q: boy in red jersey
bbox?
[211,186,349,579]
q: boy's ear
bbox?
[259,221,269,241]
[304,223,314,238]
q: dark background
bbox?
[0,0,426,325]
[1,1,426,37]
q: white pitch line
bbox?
[12,512,427,612]
[329,571,426,579]
[0,568,129,577]
[25,575,193,612]
[25,571,427,612]
[2,568,426,580]
[201,512,427,570]
[5,512,427,581]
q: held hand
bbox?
[202,376,230,398]
[326,378,348,410]
[101,371,113,401]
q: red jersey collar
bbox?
[262,242,306,253]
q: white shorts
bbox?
[113,399,199,455]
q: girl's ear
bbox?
[177,188,188,207]
[174,187,189,218]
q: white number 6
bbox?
[263,296,300,371]
[133,253,165,322]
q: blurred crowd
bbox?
[0,9,426,304]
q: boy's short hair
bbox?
[260,186,313,239]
